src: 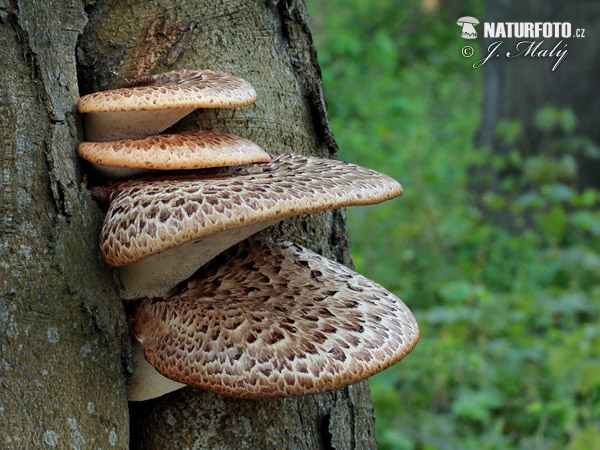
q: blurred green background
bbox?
[306,1,600,448]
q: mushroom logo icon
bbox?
[457,16,479,39]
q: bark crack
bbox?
[12,0,79,218]
[275,0,339,157]
[320,413,334,450]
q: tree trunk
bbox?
[477,0,600,190]
[0,1,130,448]
[1,0,377,448]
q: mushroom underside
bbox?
[119,220,279,299]
[84,108,195,142]
[128,340,186,401]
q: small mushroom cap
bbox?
[456,16,479,25]
[132,237,419,399]
[100,154,403,267]
[78,69,257,113]
[78,130,271,171]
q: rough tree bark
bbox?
[0,0,129,447]
[1,0,377,448]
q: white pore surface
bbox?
[85,108,195,141]
[128,340,186,401]
[119,221,279,299]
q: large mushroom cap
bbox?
[131,236,419,400]
[78,69,257,141]
[78,69,257,113]
[102,155,402,267]
[100,155,403,298]
[78,130,271,178]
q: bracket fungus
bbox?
[78,130,271,179]
[128,236,419,401]
[99,154,403,299]
[76,67,418,404]
[78,69,257,141]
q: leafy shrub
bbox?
[307,1,600,448]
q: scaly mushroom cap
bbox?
[78,130,271,179]
[78,69,257,141]
[100,155,403,299]
[102,155,402,266]
[131,236,420,400]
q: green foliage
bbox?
[307,1,600,448]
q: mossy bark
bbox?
[1,0,377,448]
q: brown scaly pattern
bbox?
[78,69,257,112]
[133,237,419,398]
[100,154,403,267]
[78,130,271,170]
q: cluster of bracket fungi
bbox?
[78,69,420,401]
